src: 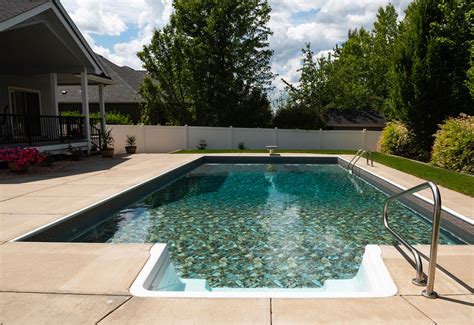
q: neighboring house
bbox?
[58,55,146,122]
[0,0,112,152]
[326,110,386,131]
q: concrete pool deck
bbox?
[0,153,472,324]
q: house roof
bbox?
[0,0,109,79]
[327,110,386,128]
[0,0,48,23]
[58,55,147,104]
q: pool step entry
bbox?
[130,244,397,298]
[383,181,442,299]
[348,149,374,173]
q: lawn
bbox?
[174,150,474,196]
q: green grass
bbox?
[371,153,474,197]
[174,149,474,196]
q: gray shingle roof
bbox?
[327,110,386,127]
[58,55,147,103]
[0,0,48,23]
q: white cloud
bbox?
[61,0,411,96]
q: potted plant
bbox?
[0,147,45,172]
[197,139,207,150]
[125,135,137,154]
[66,145,83,161]
[101,129,115,158]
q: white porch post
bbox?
[81,68,91,154]
[98,84,106,137]
[49,73,58,115]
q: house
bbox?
[326,110,386,131]
[58,55,146,122]
[0,0,113,153]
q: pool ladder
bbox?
[348,149,374,173]
[383,181,442,299]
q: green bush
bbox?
[60,110,133,125]
[377,121,413,157]
[98,111,133,125]
[59,110,82,117]
[431,114,474,174]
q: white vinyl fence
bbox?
[110,125,381,154]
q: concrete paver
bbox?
[381,245,472,295]
[99,298,271,325]
[0,292,129,325]
[0,183,54,197]
[24,183,128,198]
[272,297,434,324]
[0,195,102,214]
[0,242,152,295]
[0,213,64,241]
[403,295,474,325]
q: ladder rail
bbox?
[383,181,442,298]
[348,149,374,173]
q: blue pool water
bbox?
[76,164,463,288]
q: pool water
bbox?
[75,164,463,289]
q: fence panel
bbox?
[109,125,381,153]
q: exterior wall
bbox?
[109,125,381,154]
[0,74,54,115]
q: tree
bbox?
[277,4,400,130]
[275,44,332,129]
[370,4,399,110]
[138,0,275,127]
[387,0,473,159]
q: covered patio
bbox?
[0,0,113,152]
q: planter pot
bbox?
[8,162,28,172]
[100,148,114,158]
[125,146,137,154]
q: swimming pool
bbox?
[16,156,470,297]
[74,163,463,289]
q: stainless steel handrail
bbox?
[348,149,374,173]
[383,181,442,299]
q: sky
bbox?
[61,0,411,100]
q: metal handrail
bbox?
[383,181,442,299]
[348,149,374,173]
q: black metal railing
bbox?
[90,117,102,150]
[0,114,86,145]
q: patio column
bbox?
[98,84,106,137]
[81,67,91,154]
[49,73,58,115]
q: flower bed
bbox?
[0,147,45,171]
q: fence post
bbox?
[185,124,189,150]
[141,124,146,153]
[228,126,233,149]
[318,128,323,150]
[362,128,367,150]
[274,127,278,146]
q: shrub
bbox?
[378,121,413,157]
[60,110,133,125]
[431,114,474,174]
[60,110,82,117]
[0,147,45,168]
[99,111,133,125]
